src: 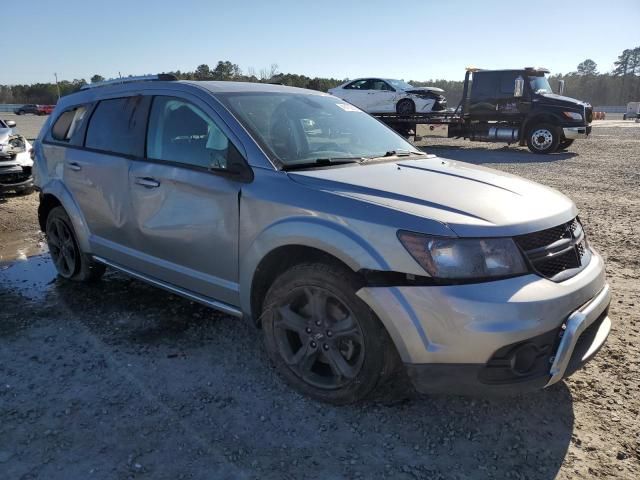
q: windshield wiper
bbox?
[282,157,364,171]
[363,149,426,161]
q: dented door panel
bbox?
[127,160,241,306]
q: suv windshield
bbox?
[218,92,418,167]
[529,76,553,94]
[386,79,414,90]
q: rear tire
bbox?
[261,262,399,404]
[396,99,415,116]
[526,123,560,154]
[45,206,105,282]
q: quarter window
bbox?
[51,106,87,142]
[146,96,241,171]
[85,96,149,156]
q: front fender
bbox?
[239,216,390,315]
[39,179,92,253]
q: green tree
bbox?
[90,74,105,83]
[576,59,598,76]
[212,61,242,80]
[194,64,212,80]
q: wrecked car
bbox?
[0,119,34,195]
[329,78,446,115]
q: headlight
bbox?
[397,231,528,280]
[562,112,582,121]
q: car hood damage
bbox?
[287,156,577,237]
[403,87,445,96]
[0,130,28,158]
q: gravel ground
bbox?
[0,118,639,479]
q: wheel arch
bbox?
[520,112,563,145]
[38,181,92,252]
[240,217,391,323]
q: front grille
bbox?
[0,166,31,185]
[515,217,590,281]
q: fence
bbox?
[594,106,627,113]
[0,104,26,113]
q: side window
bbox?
[470,73,497,99]
[146,96,243,171]
[51,106,88,142]
[85,96,149,156]
[344,79,371,90]
[497,72,519,97]
[51,110,76,141]
[371,80,393,91]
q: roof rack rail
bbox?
[80,74,178,90]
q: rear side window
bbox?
[85,96,149,156]
[51,106,87,142]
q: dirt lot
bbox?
[1,118,639,480]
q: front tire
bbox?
[45,206,105,282]
[262,262,398,404]
[396,99,415,116]
[526,123,560,154]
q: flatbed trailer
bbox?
[373,67,593,154]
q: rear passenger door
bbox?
[62,96,150,264]
[127,93,249,307]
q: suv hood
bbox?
[287,156,576,237]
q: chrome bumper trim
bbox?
[563,126,589,139]
[546,283,611,386]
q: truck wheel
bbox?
[558,139,574,150]
[527,123,560,154]
[45,206,105,282]
[261,262,399,404]
[396,99,415,116]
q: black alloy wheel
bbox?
[262,262,398,404]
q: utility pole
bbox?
[54,73,61,101]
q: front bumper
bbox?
[0,164,34,193]
[563,125,592,139]
[357,249,610,394]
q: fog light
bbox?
[510,344,539,375]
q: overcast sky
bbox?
[3,0,639,85]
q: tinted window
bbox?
[51,106,87,142]
[85,96,149,156]
[146,96,243,171]
[471,72,497,98]
[498,72,520,97]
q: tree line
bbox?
[1,47,638,107]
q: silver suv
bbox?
[33,75,611,404]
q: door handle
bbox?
[135,177,160,188]
[68,162,82,171]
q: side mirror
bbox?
[514,77,524,98]
[558,80,565,96]
[5,120,16,128]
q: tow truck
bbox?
[374,67,593,154]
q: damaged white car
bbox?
[328,78,446,115]
[0,119,34,195]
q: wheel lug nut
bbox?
[323,344,329,351]
[305,327,312,334]
[315,320,322,326]
[326,330,333,337]
[310,341,317,348]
